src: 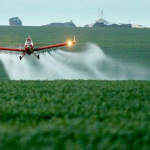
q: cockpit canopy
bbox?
[26,38,32,44]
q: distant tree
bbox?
[9,17,22,26]
[63,21,76,27]
[93,22,108,27]
[119,24,132,28]
[93,22,132,28]
[43,21,76,27]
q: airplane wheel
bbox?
[37,55,40,59]
[19,56,22,60]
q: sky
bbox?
[1,0,150,27]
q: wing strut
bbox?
[20,53,26,60]
[33,53,40,59]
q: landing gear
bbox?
[19,53,26,60]
[33,53,40,59]
[19,53,40,60]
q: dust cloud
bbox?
[0,43,149,80]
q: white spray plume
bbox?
[0,43,149,80]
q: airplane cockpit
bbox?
[27,38,31,43]
[26,38,33,45]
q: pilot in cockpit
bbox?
[27,38,31,44]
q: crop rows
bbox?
[0,80,150,149]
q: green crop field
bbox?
[0,26,150,79]
[1,80,150,150]
[0,26,150,149]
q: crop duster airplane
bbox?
[0,36,76,60]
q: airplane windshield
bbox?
[27,39,32,44]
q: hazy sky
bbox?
[1,0,150,27]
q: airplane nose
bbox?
[27,45,31,48]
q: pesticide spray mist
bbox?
[0,43,149,80]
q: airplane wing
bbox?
[0,47,24,54]
[34,36,76,52]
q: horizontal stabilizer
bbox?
[15,45,24,47]
[15,44,44,47]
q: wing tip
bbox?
[73,36,76,42]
